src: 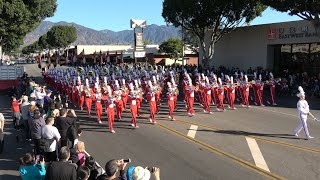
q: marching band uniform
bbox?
[121,79,129,110]
[203,77,213,114]
[217,78,226,111]
[76,81,85,110]
[147,90,157,124]
[267,73,277,105]
[241,75,252,108]
[293,86,314,139]
[105,94,115,133]
[128,84,139,128]
[186,77,196,116]
[167,82,176,120]
[227,77,237,110]
[84,79,94,117]
[254,75,264,106]
[113,82,124,121]
[93,86,104,124]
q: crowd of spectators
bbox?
[7,74,161,180]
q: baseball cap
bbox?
[46,89,52,94]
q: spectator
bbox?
[97,159,127,180]
[55,108,77,147]
[20,96,31,141]
[45,146,77,180]
[0,112,4,153]
[11,97,22,129]
[19,153,46,180]
[70,141,87,167]
[29,101,38,118]
[41,117,61,162]
[30,109,46,155]
[77,166,90,180]
[29,93,36,102]
[85,156,103,180]
[26,81,35,97]
[35,86,46,108]
[43,90,53,113]
[131,166,160,180]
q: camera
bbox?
[123,159,131,163]
[147,167,155,173]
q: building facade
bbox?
[204,20,320,75]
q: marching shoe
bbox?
[254,102,258,106]
[191,113,195,116]
[188,113,192,117]
[273,103,277,106]
[294,133,298,137]
[98,121,102,124]
[267,101,270,105]
[149,118,153,122]
[260,104,265,107]
[203,110,207,113]
[131,124,135,127]
[307,136,314,139]
[168,116,172,119]
[209,112,213,114]
[135,125,139,128]
[110,130,115,133]
[172,118,176,121]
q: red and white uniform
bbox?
[167,91,175,120]
[268,79,277,105]
[227,84,237,109]
[186,85,196,115]
[147,91,157,123]
[203,85,212,113]
[128,94,139,127]
[105,97,115,132]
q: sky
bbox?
[46,0,301,32]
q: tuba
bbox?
[77,67,85,74]
[87,70,95,77]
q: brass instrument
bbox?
[84,86,92,97]
[77,67,85,74]
[103,67,109,75]
[87,70,95,77]
[195,85,199,91]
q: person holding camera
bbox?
[19,153,46,180]
[97,159,127,180]
[11,97,22,129]
[55,108,77,147]
[41,117,61,162]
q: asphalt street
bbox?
[0,64,320,180]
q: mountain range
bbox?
[23,21,181,47]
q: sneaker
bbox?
[98,121,102,124]
[188,113,192,116]
[307,136,314,139]
[216,108,221,112]
[209,112,213,114]
[294,133,298,137]
[153,121,157,124]
[232,107,237,110]
[131,124,135,127]
[172,118,176,121]
[110,130,115,133]
[191,113,195,116]
[135,125,139,128]
[228,105,231,109]
[169,116,172,119]
[260,104,265,107]
[203,110,207,113]
[149,118,153,122]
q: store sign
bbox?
[268,25,318,40]
[134,51,146,58]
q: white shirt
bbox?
[35,91,46,100]
[41,125,61,152]
[297,100,309,116]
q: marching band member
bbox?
[113,80,124,121]
[167,82,176,120]
[121,79,129,110]
[203,77,213,114]
[293,86,314,139]
[94,83,104,124]
[254,75,265,106]
[134,80,143,117]
[76,77,85,110]
[170,77,179,111]
[216,78,226,111]
[147,82,157,124]
[105,86,116,133]
[241,75,252,108]
[267,72,277,105]
[227,76,237,110]
[186,76,197,116]
[84,78,94,117]
[128,83,139,128]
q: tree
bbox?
[46,25,77,48]
[159,38,182,64]
[22,41,39,54]
[0,0,57,55]
[38,34,50,50]
[262,0,320,35]
[162,0,265,68]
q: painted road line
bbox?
[175,119,320,154]
[246,137,270,172]
[84,150,105,174]
[157,122,286,180]
[187,125,198,138]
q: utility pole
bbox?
[181,26,185,67]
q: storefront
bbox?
[205,20,320,75]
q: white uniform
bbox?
[293,99,311,138]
